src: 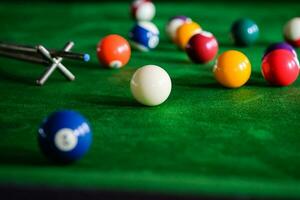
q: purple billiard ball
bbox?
[263,42,299,67]
[263,42,297,59]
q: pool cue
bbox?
[0,42,90,62]
[0,49,49,65]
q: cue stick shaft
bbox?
[0,49,49,65]
[0,42,89,62]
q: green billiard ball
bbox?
[231,18,259,46]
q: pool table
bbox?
[0,0,300,199]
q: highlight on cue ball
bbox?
[96,34,131,69]
[38,110,92,163]
[130,65,172,106]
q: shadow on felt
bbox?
[247,71,269,88]
[218,40,272,48]
[173,74,221,89]
[0,65,36,85]
[0,146,53,167]
[75,94,142,108]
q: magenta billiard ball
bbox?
[186,31,219,63]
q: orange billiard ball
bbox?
[97,34,131,69]
[213,50,251,88]
[176,21,202,50]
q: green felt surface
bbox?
[0,1,300,198]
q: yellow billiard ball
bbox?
[176,21,202,50]
[213,50,251,88]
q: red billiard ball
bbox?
[262,49,299,86]
[186,31,218,63]
[97,34,131,69]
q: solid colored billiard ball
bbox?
[130,65,172,106]
[176,21,202,50]
[263,42,297,59]
[186,31,219,63]
[284,17,300,47]
[129,21,159,51]
[131,0,155,21]
[263,42,299,67]
[262,49,299,86]
[97,34,131,69]
[213,50,251,88]
[38,110,92,163]
[231,18,259,46]
[166,16,192,42]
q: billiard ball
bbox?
[231,18,259,46]
[262,49,299,86]
[38,110,92,163]
[263,42,299,67]
[186,31,219,63]
[283,17,300,47]
[176,21,202,49]
[213,50,251,88]
[131,0,155,21]
[166,16,192,42]
[129,21,159,51]
[130,65,172,106]
[263,42,297,58]
[97,34,131,69]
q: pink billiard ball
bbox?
[262,49,299,86]
[186,31,218,63]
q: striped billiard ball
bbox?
[129,21,159,52]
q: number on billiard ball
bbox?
[97,34,131,69]
[38,110,92,163]
[129,21,159,52]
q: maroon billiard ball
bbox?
[262,49,299,86]
[186,31,218,63]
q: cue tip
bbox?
[83,53,90,62]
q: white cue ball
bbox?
[130,65,172,106]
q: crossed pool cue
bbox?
[0,41,90,86]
